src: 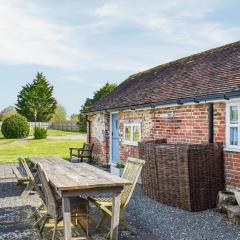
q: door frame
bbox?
[109,111,119,165]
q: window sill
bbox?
[122,141,139,147]
[224,147,240,153]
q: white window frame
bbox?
[226,102,240,150]
[123,122,141,146]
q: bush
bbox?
[34,127,47,139]
[1,114,30,139]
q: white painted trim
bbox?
[109,112,119,165]
[226,101,240,150]
[224,148,240,153]
[109,113,113,165]
[122,122,141,146]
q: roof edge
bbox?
[85,91,240,114]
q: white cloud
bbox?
[95,0,240,48]
[0,0,239,76]
[0,0,89,69]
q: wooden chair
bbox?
[18,157,43,198]
[88,157,145,232]
[70,143,94,163]
[34,164,89,239]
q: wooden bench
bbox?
[12,165,30,184]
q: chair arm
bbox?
[69,147,84,150]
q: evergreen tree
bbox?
[16,72,57,121]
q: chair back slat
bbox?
[19,157,34,181]
[37,164,58,218]
[82,143,94,157]
[121,157,145,208]
[19,157,45,200]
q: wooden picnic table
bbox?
[28,156,131,240]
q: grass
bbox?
[1,129,85,137]
[0,139,15,145]
[0,129,86,163]
[0,138,84,163]
[30,129,85,136]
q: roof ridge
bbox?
[88,40,240,113]
[129,40,240,79]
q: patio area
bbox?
[1,164,240,240]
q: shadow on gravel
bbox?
[0,205,40,239]
[0,180,25,198]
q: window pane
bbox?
[230,127,238,145]
[124,126,131,141]
[230,106,238,124]
[133,125,140,142]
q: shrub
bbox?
[1,114,30,139]
[34,127,47,139]
[116,162,125,169]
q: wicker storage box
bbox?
[139,140,224,211]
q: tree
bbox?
[78,82,117,131]
[0,106,17,121]
[92,82,117,103]
[16,72,57,122]
[51,104,67,122]
[70,113,79,122]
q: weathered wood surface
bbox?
[29,157,131,191]
[12,166,29,181]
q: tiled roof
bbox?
[88,41,240,113]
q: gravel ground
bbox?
[1,166,240,240]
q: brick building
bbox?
[86,41,240,190]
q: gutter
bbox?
[208,103,214,143]
[84,91,240,115]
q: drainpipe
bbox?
[86,115,91,144]
[208,103,214,143]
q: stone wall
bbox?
[88,112,110,164]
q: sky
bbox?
[0,0,240,115]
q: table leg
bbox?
[110,191,121,240]
[62,197,72,240]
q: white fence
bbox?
[0,121,80,132]
[29,122,52,129]
[51,122,80,132]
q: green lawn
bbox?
[0,138,84,163]
[1,129,85,138]
[0,128,86,163]
[30,129,85,136]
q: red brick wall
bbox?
[150,104,209,144]
[119,104,211,162]
[88,102,240,189]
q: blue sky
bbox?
[0,0,240,115]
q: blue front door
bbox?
[112,114,119,164]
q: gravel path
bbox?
[1,164,240,240]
